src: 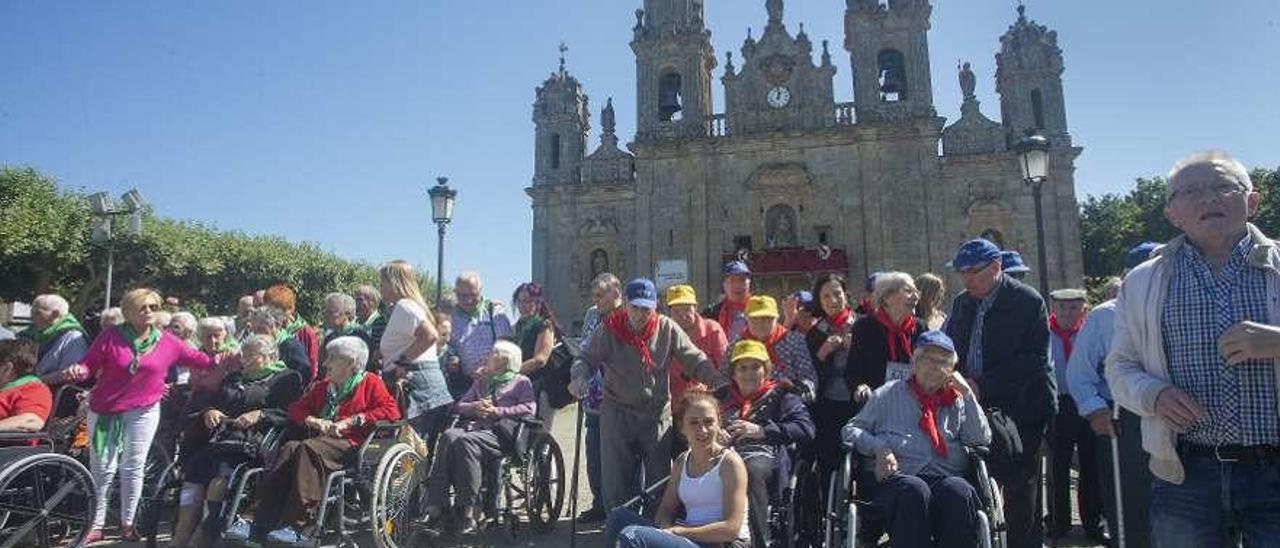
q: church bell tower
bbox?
[532,45,590,186]
[845,0,937,122]
[631,0,717,141]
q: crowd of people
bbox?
[2,150,1278,547]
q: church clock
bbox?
[766,86,791,108]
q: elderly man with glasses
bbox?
[1107,151,1280,547]
[942,238,1055,548]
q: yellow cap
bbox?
[730,339,771,365]
[665,284,698,307]
[745,295,779,318]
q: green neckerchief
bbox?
[273,328,292,346]
[326,322,362,339]
[243,360,287,382]
[92,414,124,460]
[322,372,365,420]
[514,315,545,343]
[119,323,161,375]
[283,315,307,338]
[465,298,490,320]
[1,374,41,392]
[21,314,85,346]
[361,310,382,328]
[217,338,240,353]
[487,370,518,397]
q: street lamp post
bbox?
[1015,133,1052,295]
[428,177,457,306]
[88,188,147,309]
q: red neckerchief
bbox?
[1048,314,1083,362]
[726,380,777,420]
[873,307,917,363]
[906,376,961,458]
[741,324,789,373]
[827,307,853,331]
[717,297,747,333]
[605,309,659,373]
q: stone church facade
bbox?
[527,0,1084,329]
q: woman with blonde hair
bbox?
[915,273,947,330]
[64,287,228,544]
[378,260,451,443]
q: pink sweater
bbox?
[82,327,216,415]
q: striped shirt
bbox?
[1162,234,1279,446]
[450,301,515,377]
[842,379,992,478]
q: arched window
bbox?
[1031,89,1045,129]
[659,72,683,121]
[877,49,908,102]
[550,134,562,169]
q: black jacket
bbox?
[943,275,1057,423]
[844,314,926,393]
[278,338,313,386]
[187,368,304,451]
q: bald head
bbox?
[455,272,483,314]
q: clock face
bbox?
[767,86,791,108]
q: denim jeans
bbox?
[585,412,603,511]
[605,507,700,548]
[1151,454,1280,548]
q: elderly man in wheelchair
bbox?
[420,339,536,535]
[170,334,304,547]
[247,336,401,545]
[838,330,993,548]
[1,339,97,547]
[715,339,815,548]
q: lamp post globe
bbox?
[1015,133,1052,295]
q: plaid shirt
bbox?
[450,301,515,377]
[959,280,1002,378]
[1162,234,1279,446]
[578,306,607,414]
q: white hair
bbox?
[1102,277,1123,301]
[873,271,915,307]
[354,285,380,304]
[171,311,198,332]
[250,306,288,329]
[1167,150,1253,199]
[456,271,482,289]
[152,310,173,329]
[491,339,524,374]
[242,334,279,361]
[325,336,369,371]
[100,307,124,327]
[196,317,227,337]
[32,294,70,316]
[591,273,622,292]
[324,292,357,317]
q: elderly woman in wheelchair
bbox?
[248,336,401,545]
[421,339,535,535]
[0,339,53,435]
[170,334,304,547]
[715,339,815,548]
[840,331,991,548]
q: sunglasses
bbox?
[139,304,160,312]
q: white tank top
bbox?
[677,450,751,542]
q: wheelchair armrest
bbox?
[0,431,54,450]
[965,445,991,459]
[354,420,407,463]
[515,416,543,427]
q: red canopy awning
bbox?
[722,247,849,276]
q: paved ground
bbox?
[89,403,1106,548]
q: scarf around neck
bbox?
[874,307,917,363]
[119,323,161,375]
[906,376,960,458]
[243,360,287,382]
[741,324,789,373]
[322,372,365,420]
[1048,314,1083,362]
[826,307,853,331]
[22,314,85,347]
[604,309,659,373]
[717,298,747,333]
[1,374,40,393]
[726,379,776,420]
[283,315,307,338]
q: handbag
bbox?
[535,341,579,410]
[984,407,1024,467]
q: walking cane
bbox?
[569,398,586,548]
[1110,405,1126,548]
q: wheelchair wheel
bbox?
[823,456,857,548]
[369,443,422,548]
[134,438,179,540]
[524,432,565,534]
[0,452,95,548]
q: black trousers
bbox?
[862,473,981,548]
[989,414,1048,548]
[1050,396,1101,532]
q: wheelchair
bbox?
[768,446,819,548]
[824,447,1007,548]
[182,423,290,545]
[426,414,566,541]
[0,432,97,548]
[306,421,424,548]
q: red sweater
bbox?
[295,325,320,379]
[287,372,400,446]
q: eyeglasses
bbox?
[139,304,160,312]
[1171,183,1246,203]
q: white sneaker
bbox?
[266,526,302,544]
[224,517,252,541]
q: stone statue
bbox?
[766,205,798,248]
[590,249,610,278]
[766,0,784,25]
[602,98,616,136]
[959,61,977,100]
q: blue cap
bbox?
[914,330,957,355]
[792,290,814,306]
[625,278,658,309]
[1125,242,1160,270]
[723,260,751,276]
[951,239,1003,272]
[1000,250,1031,274]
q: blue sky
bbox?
[3,0,1277,300]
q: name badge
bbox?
[885,362,912,383]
